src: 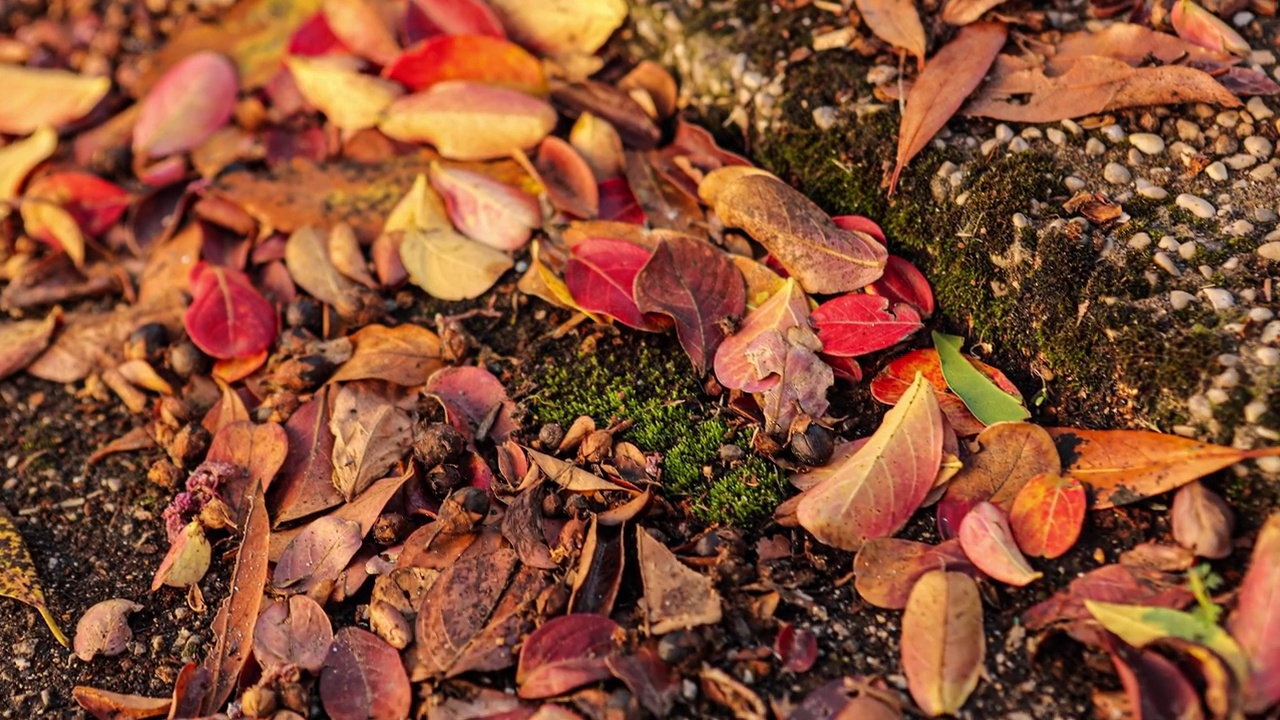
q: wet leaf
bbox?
[329,323,445,386]
[270,387,343,524]
[633,234,746,374]
[810,294,923,357]
[958,501,1042,586]
[321,0,400,66]
[900,570,985,716]
[866,255,935,317]
[853,538,974,609]
[1171,0,1251,56]
[937,422,1060,538]
[321,627,412,720]
[933,332,1028,425]
[891,21,1006,194]
[0,311,62,381]
[0,67,109,135]
[714,174,886,294]
[1084,601,1250,685]
[380,81,558,161]
[1227,511,1280,713]
[150,521,213,590]
[484,0,627,56]
[74,599,143,662]
[796,373,943,551]
[184,262,279,360]
[72,687,172,720]
[385,35,546,95]
[274,515,364,591]
[637,527,723,634]
[285,55,403,132]
[134,51,238,158]
[1008,472,1086,559]
[854,0,926,66]
[714,278,809,392]
[330,381,415,500]
[253,594,333,673]
[1170,481,1234,559]
[400,227,515,301]
[1046,428,1280,509]
[517,615,623,699]
[564,237,665,331]
[425,366,519,442]
[285,225,381,321]
[429,162,541,251]
[406,0,506,39]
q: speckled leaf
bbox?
[901,570,985,716]
[274,515,363,591]
[933,332,1029,426]
[330,381,415,500]
[74,599,143,662]
[1228,511,1280,712]
[957,501,1042,586]
[714,278,809,393]
[1009,472,1086,559]
[854,0,926,65]
[321,627,412,720]
[253,594,334,673]
[0,507,68,647]
[753,326,835,436]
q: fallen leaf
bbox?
[0,311,62,381]
[570,112,626,181]
[637,527,723,634]
[484,0,627,56]
[150,521,213,590]
[854,0,926,66]
[754,326,835,435]
[517,614,623,699]
[321,627,413,720]
[891,21,1007,194]
[206,421,288,511]
[866,255,935,317]
[853,538,974,609]
[938,422,1061,538]
[321,0,401,66]
[933,332,1029,426]
[20,199,86,267]
[633,234,746,374]
[274,515,364,592]
[810,293,923,357]
[380,81,558,161]
[253,594,333,673]
[330,323,444,386]
[714,278,809,392]
[714,174,886,294]
[1227,511,1280,713]
[774,623,820,673]
[796,373,943,551]
[1008,472,1086,559]
[74,599,143,662]
[285,225,381,321]
[942,0,1011,24]
[700,666,768,720]
[528,449,625,492]
[184,263,279,360]
[72,687,172,720]
[401,227,515,301]
[1046,428,1280,509]
[22,171,132,237]
[870,348,1021,436]
[330,381,415,500]
[531,136,600,218]
[0,66,110,135]
[270,387,343,524]
[384,35,546,95]
[424,366,519,442]
[406,0,506,39]
[1,126,59,219]
[1171,0,1251,56]
[1052,22,1235,68]
[133,51,239,158]
[605,646,681,717]
[900,570,985,716]
[1084,600,1249,685]
[1170,481,1235,559]
[564,236,665,330]
[269,468,415,561]
[1023,564,1195,643]
[958,501,1043,586]
[286,55,403,132]
[1101,632,1208,720]
[790,678,903,720]
[429,162,541,251]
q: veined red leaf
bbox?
[429,162,540,251]
[564,237,664,331]
[134,52,239,158]
[322,0,401,66]
[273,515,363,591]
[384,35,546,95]
[321,627,412,720]
[854,0,926,66]
[871,349,1022,436]
[0,66,109,135]
[183,262,279,359]
[901,570,985,716]
[958,501,1042,586]
[633,234,746,374]
[23,172,131,237]
[937,422,1060,539]
[253,594,333,673]
[379,81,557,161]
[406,0,507,40]
[1009,472,1086,559]
[810,293,923,357]
[714,278,809,393]
[1046,428,1280,509]
[831,214,886,244]
[796,373,943,551]
[286,55,403,132]
[597,176,645,224]
[516,615,622,699]
[890,21,1007,194]
[867,255,935,316]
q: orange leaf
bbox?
[0,66,109,135]
[936,422,1060,537]
[379,81,557,161]
[384,35,547,95]
[1046,428,1280,509]
[1009,472,1086,559]
[901,570,985,716]
[854,0,926,66]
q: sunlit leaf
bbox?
[400,227,514,301]
[901,570,985,716]
[184,263,279,359]
[933,331,1029,426]
[384,35,546,95]
[22,171,131,237]
[485,0,627,56]
[1009,472,1086,559]
[0,66,109,135]
[321,0,401,66]
[854,0,926,66]
[20,199,86,266]
[429,162,540,251]
[1171,0,1251,56]
[714,278,809,393]
[1085,600,1250,685]
[810,293,923,357]
[1170,481,1234,560]
[564,237,664,331]
[330,323,444,386]
[866,255,935,317]
[134,51,239,158]
[274,515,363,591]
[0,311,62,381]
[406,0,506,39]
[253,594,333,673]
[937,422,1061,538]
[286,55,403,132]
[871,348,1022,436]
[330,381,415,500]
[1227,511,1280,713]
[151,520,213,590]
[957,501,1042,586]
[517,615,622,699]
[853,538,974,609]
[379,81,557,161]
[0,508,69,647]
[0,126,58,219]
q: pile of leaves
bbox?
[1,0,1279,718]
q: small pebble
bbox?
[1206,388,1231,406]
[1202,287,1235,310]
[1176,193,1216,219]
[1216,110,1240,129]
[1205,161,1230,181]
[1158,235,1181,252]
[1153,251,1181,276]
[1008,137,1030,153]
[1253,50,1277,66]
[1046,127,1066,145]
[1127,148,1145,166]
[1102,124,1127,143]
[1020,127,1043,140]
[1266,228,1280,242]
[1178,240,1199,261]
[1085,137,1106,156]
[1249,164,1277,181]
[1244,136,1273,158]
[1012,212,1030,228]
[1260,456,1280,474]
[936,161,958,178]
[1254,208,1277,223]
[1170,290,1195,310]
[1218,353,1241,367]
[1244,400,1269,424]
[980,138,1000,155]
[1176,119,1202,142]
[995,124,1015,143]
[1103,162,1132,184]
[1129,132,1165,154]
[1263,321,1280,343]
[1246,96,1274,120]
[1061,118,1083,135]
[811,106,837,130]
[1250,307,1275,322]
[1257,241,1280,261]
[1224,219,1254,236]
[1212,134,1239,155]
[1225,153,1258,170]
[1127,232,1152,249]
[1233,10,1254,26]
[1187,393,1213,420]
[1135,178,1169,200]
[1258,347,1280,367]
[1064,175,1086,191]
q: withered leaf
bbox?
[72,686,171,720]
[320,627,412,720]
[273,516,363,592]
[0,507,69,646]
[0,311,62,381]
[253,594,333,673]
[901,570,985,716]
[937,422,1060,538]
[517,614,623,699]
[270,387,343,525]
[1227,511,1280,713]
[329,323,445,386]
[74,599,142,662]
[855,0,926,65]
[285,225,381,322]
[637,527,722,634]
[942,0,1011,24]
[330,381,415,500]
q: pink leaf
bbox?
[516,615,623,699]
[405,0,507,41]
[1227,511,1280,713]
[564,237,664,331]
[831,214,887,244]
[958,501,1043,586]
[23,172,131,237]
[429,162,540,251]
[424,366,519,442]
[866,255,935,316]
[320,627,412,720]
[287,12,346,56]
[322,0,401,66]
[713,279,809,393]
[253,595,334,673]
[183,262,279,359]
[810,293,923,357]
[134,51,238,158]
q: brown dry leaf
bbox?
[74,598,143,662]
[527,449,626,492]
[942,0,1011,24]
[569,517,624,615]
[330,381,415,500]
[901,570,985,716]
[855,0,926,66]
[700,667,767,720]
[72,686,171,719]
[269,468,415,561]
[0,310,62,381]
[891,21,1007,194]
[637,527,722,634]
[329,324,445,386]
[206,421,288,511]
[285,226,381,321]
[270,387,342,525]
[1052,22,1236,68]
[286,55,403,134]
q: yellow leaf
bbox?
[0,507,69,647]
[399,227,513,301]
[0,66,109,135]
[286,56,403,132]
[0,126,58,219]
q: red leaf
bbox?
[597,177,645,224]
[853,538,975,609]
[253,595,333,673]
[870,348,1021,436]
[633,235,745,374]
[774,623,819,672]
[424,365,519,442]
[24,172,131,237]
[810,293,923,357]
[714,279,809,393]
[957,501,1042,586]
[517,615,623,699]
[320,627,412,720]
[384,35,546,95]
[831,214,887,244]
[405,0,507,41]
[564,237,664,331]
[866,255,935,316]
[183,262,279,359]
[1009,472,1087,559]
[133,51,238,158]
[287,12,345,56]
[1228,511,1280,713]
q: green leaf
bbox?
[932,332,1029,426]
[0,508,69,647]
[1084,599,1248,683]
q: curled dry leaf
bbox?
[854,0,926,66]
[74,598,143,662]
[0,312,62,381]
[1170,481,1234,559]
[891,21,1007,194]
[285,225,381,322]
[853,538,973,609]
[253,594,334,673]
[810,293,923,357]
[796,373,943,551]
[72,686,172,720]
[531,135,600,218]
[485,0,627,56]
[637,527,723,634]
[425,366,519,442]
[958,501,1043,586]
[270,386,342,524]
[1008,472,1086,559]
[429,162,541,251]
[714,174,887,294]
[400,227,515,301]
[134,51,239,158]
[329,323,445,386]
[20,199,86,267]
[285,55,403,132]
[901,570,985,717]
[516,614,623,699]
[942,0,1011,24]
[321,627,413,720]
[330,381,415,500]
[1227,511,1280,713]
[754,326,834,436]
[380,81,558,161]
[0,66,110,136]
[150,520,213,590]
[384,35,547,95]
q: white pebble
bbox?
[1061,118,1083,135]
[1205,161,1230,181]
[936,161,958,178]
[1263,321,1280,343]
[1233,10,1254,26]
[1258,241,1280,261]
[1158,235,1181,252]
[980,138,1000,155]
[1266,228,1280,242]
[1178,241,1199,260]
[1170,290,1196,310]
[1176,193,1217,219]
[1202,287,1235,310]
[1252,50,1277,66]
[1008,137,1030,153]
[1128,232,1152,249]
[1226,153,1258,170]
[1245,399,1269,424]
[1219,353,1241,367]
[995,124,1015,143]
[1258,347,1280,366]
[1216,367,1241,388]
[1216,110,1240,129]
[1103,162,1132,184]
[1206,388,1231,405]
[1064,175,1086,191]
[1100,124,1125,143]
[1135,179,1169,200]
[812,106,837,130]
[1020,127,1043,140]
[1246,96,1274,120]
[1153,251,1181,276]
[1176,119,1202,141]
[1224,219,1255,236]
[1250,307,1275,322]
[1129,132,1165,154]
[1187,393,1213,420]
[1249,164,1277,181]
[1255,208,1277,223]
[1046,127,1066,146]
[1244,136,1273,158]
[1012,212,1030,228]
[1085,137,1106,156]
[1259,456,1280,474]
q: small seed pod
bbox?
[167,340,211,378]
[166,423,211,468]
[789,422,834,467]
[124,323,169,362]
[148,459,184,489]
[579,429,614,463]
[284,295,323,331]
[425,464,464,497]
[371,512,409,545]
[412,422,466,469]
[538,422,565,450]
[240,685,277,718]
[369,600,412,649]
